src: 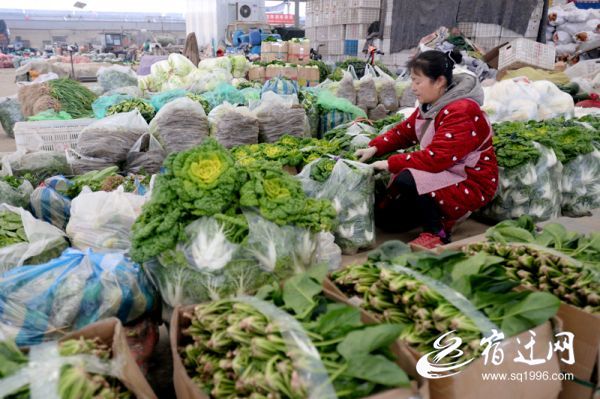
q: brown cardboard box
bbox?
[288,40,311,65]
[556,303,600,396]
[261,41,288,63]
[282,65,298,81]
[265,64,285,80]
[171,302,429,399]
[248,65,265,82]
[324,278,563,399]
[62,318,157,399]
[298,66,321,88]
[482,42,510,71]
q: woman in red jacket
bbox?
[356,49,498,248]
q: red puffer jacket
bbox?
[369,98,499,231]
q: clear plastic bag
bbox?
[0,178,33,208]
[97,65,138,93]
[66,149,117,176]
[374,65,399,113]
[336,67,357,105]
[253,92,310,143]
[0,248,155,346]
[104,85,143,98]
[357,65,378,110]
[125,133,166,174]
[2,151,71,186]
[208,102,259,148]
[66,187,148,253]
[298,158,376,254]
[91,94,132,119]
[561,148,600,217]
[149,97,209,154]
[0,204,68,273]
[29,176,72,230]
[77,110,149,163]
[368,103,388,121]
[481,144,563,222]
[0,97,24,138]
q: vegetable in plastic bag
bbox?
[374,65,399,112]
[106,98,155,123]
[149,88,188,111]
[481,143,563,222]
[2,151,71,186]
[0,175,33,208]
[92,94,132,119]
[0,248,155,346]
[561,148,600,217]
[201,83,247,109]
[298,158,376,254]
[368,104,388,121]
[253,92,309,143]
[209,102,259,148]
[198,57,232,74]
[29,176,72,230]
[357,65,378,110]
[76,110,149,164]
[261,77,299,96]
[168,53,196,76]
[126,133,166,174]
[66,149,118,175]
[229,54,250,78]
[149,97,209,153]
[0,97,23,138]
[0,204,68,273]
[67,187,148,253]
[336,67,357,105]
[97,65,138,93]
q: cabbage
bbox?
[198,57,232,73]
[168,53,197,76]
[150,60,171,80]
[229,55,250,78]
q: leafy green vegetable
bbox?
[106,98,155,122]
[48,78,97,119]
[180,269,409,399]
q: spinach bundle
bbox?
[0,338,132,399]
[330,243,560,362]
[0,175,33,208]
[106,98,155,123]
[179,266,410,399]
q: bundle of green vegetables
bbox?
[0,210,27,248]
[185,93,211,115]
[131,139,336,263]
[47,78,97,119]
[462,216,600,314]
[0,338,132,399]
[180,266,410,399]
[65,166,147,198]
[106,98,155,123]
[330,242,560,361]
[323,121,379,152]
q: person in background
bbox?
[355,48,499,249]
[143,39,151,53]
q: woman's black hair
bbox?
[407,48,463,86]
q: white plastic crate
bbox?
[343,7,380,24]
[317,26,329,41]
[357,0,381,7]
[305,27,317,41]
[328,25,346,41]
[345,23,371,39]
[326,40,345,55]
[14,118,95,152]
[498,39,556,71]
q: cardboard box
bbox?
[282,65,298,81]
[298,66,321,87]
[171,302,429,399]
[556,303,600,384]
[265,64,285,80]
[248,65,265,82]
[324,278,562,399]
[482,42,510,70]
[62,318,157,399]
[261,41,289,63]
[288,40,311,65]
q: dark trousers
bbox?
[375,170,444,234]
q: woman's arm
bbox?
[368,110,419,156]
[387,101,487,174]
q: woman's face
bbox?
[411,69,447,105]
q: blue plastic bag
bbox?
[92,94,132,119]
[261,77,299,97]
[0,248,156,346]
[29,176,73,230]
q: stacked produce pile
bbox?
[465,216,599,315]
[547,3,600,58]
[17,78,97,119]
[178,266,413,398]
[484,114,600,221]
[330,242,560,361]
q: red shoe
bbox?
[409,232,444,249]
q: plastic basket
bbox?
[328,25,345,41]
[344,40,359,56]
[327,40,345,55]
[14,118,95,152]
[498,39,556,71]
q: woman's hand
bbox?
[354,146,378,162]
[371,160,389,171]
